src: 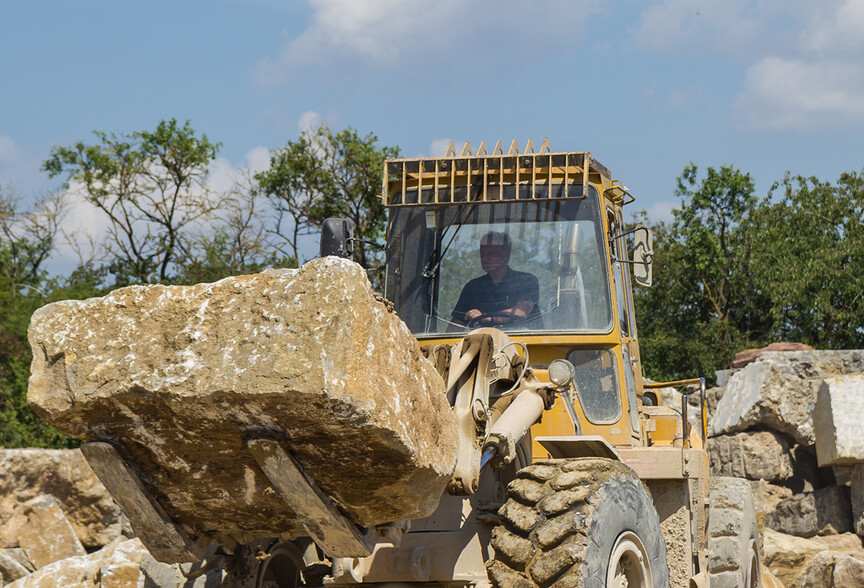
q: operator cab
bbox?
[385,187,614,336]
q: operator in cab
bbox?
[450,232,541,330]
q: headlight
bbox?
[548,359,576,387]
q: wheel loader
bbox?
[72,140,761,587]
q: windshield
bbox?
[385,185,613,337]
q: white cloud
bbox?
[256,0,604,84]
[645,200,675,224]
[802,0,864,53]
[634,0,804,57]
[298,110,322,134]
[0,135,17,162]
[734,57,864,130]
[428,138,453,157]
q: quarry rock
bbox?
[0,449,124,549]
[709,351,864,445]
[851,464,864,536]
[708,431,795,482]
[0,549,33,573]
[796,550,864,588]
[814,375,864,467]
[750,480,793,538]
[26,257,458,548]
[765,485,853,538]
[762,528,864,588]
[5,538,147,588]
[730,342,815,369]
[16,496,86,569]
[0,550,30,584]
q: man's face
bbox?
[480,244,510,274]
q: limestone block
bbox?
[27,257,457,548]
[730,342,814,369]
[708,431,795,482]
[5,538,147,588]
[762,528,863,587]
[796,550,864,588]
[709,351,864,445]
[750,480,793,538]
[16,496,86,569]
[0,449,124,549]
[852,464,864,536]
[814,375,864,467]
[0,549,33,573]
[0,550,30,584]
[765,485,853,538]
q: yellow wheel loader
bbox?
[74,140,761,587]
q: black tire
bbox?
[707,477,761,588]
[486,457,669,588]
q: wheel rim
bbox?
[607,531,653,588]
[747,539,760,588]
[257,541,304,588]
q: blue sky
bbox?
[2,0,864,241]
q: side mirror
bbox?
[632,225,653,287]
[319,218,355,259]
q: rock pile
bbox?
[0,448,150,587]
[704,348,864,588]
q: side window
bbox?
[566,349,623,425]
[608,209,629,337]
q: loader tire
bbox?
[486,457,668,588]
[707,477,761,588]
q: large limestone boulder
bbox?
[27,257,457,548]
[709,351,864,445]
[0,449,124,549]
[5,537,147,588]
[765,485,853,538]
[814,375,864,467]
[708,431,795,482]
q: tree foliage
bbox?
[43,119,222,284]
[635,164,864,384]
[256,123,399,272]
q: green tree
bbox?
[43,119,222,285]
[751,171,864,348]
[634,164,769,382]
[0,187,80,447]
[256,123,399,273]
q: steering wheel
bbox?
[466,311,528,329]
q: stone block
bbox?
[708,431,794,482]
[0,550,30,584]
[852,464,864,536]
[762,528,864,588]
[16,496,86,569]
[797,550,864,588]
[814,375,864,467]
[709,351,864,445]
[765,485,853,538]
[27,257,457,548]
[0,449,124,549]
[5,538,147,588]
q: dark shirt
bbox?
[452,267,541,325]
